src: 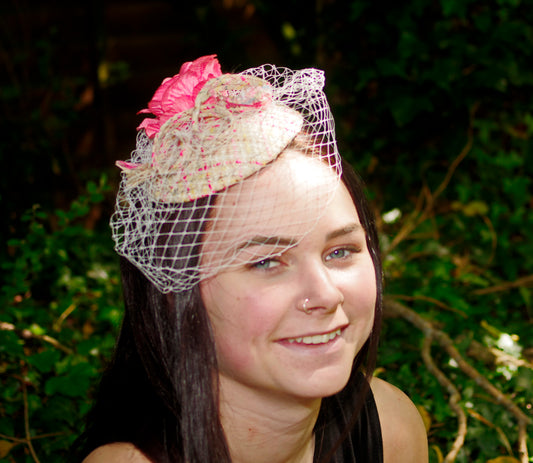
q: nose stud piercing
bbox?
[301,298,311,314]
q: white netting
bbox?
[110,60,342,293]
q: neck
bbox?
[218,377,321,463]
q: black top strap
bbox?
[314,373,383,462]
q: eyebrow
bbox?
[326,223,364,241]
[236,236,298,252]
[235,223,363,252]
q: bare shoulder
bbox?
[82,442,152,463]
[370,377,428,463]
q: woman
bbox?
[77,55,427,462]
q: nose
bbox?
[296,258,344,314]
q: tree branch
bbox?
[472,274,533,296]
[385,103,477,254]
[21,375,41,463]
[421,335,467,462]
[384,297,531,462]
[0,321,73,354]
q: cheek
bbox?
[202,283,278,371]
[215,337,253,374]
[342,264,377,329]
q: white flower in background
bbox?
[496,333,522,357]
[448,358,459,368]
[382,208,402,224]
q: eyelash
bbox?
[250,258,281,271]
[324,246,360,262]
[248,246,361,271]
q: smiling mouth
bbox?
[286,328,342,345]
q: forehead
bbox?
[212,151,338,229]
[200,151,347,268]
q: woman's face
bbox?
[200,152,376,402]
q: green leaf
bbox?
[0,331,24,357]
[44,362,97,398]
[27,349,61,374]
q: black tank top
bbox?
[314,374,384,462]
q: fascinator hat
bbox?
[110,55,342,292]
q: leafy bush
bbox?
[336,3,533,461]
[271,0,533,460]
[1,0,532,462]
[0,178,122,462]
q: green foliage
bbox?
[1,0,532,461]
[0,178,122,462]
[291,0,533,460]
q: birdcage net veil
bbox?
[110,57,342,293]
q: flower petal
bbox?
[136,54,222,138]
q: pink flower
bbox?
[137,54,222,138]
[116,160,139,170]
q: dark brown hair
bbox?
[73,154,382,463]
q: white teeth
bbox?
[287,329,341,345]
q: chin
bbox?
[291,368,353,401]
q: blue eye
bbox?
[251,258,280,270]
[325,248,354,261]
